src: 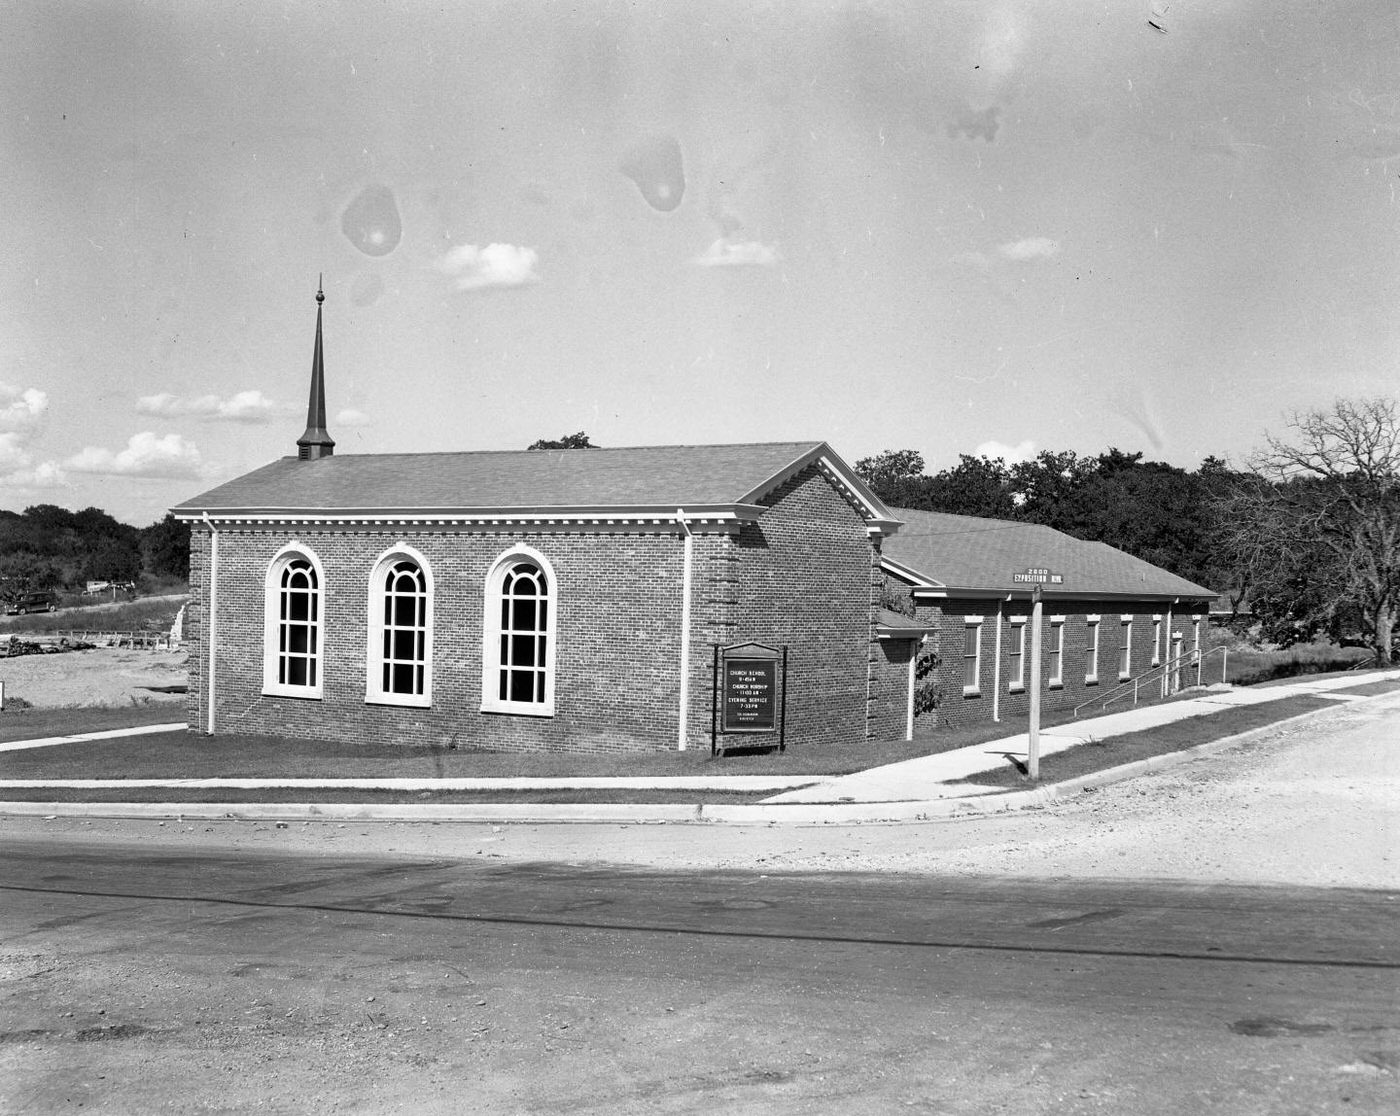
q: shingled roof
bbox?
[172,441,899,527]
[882,507,1213,601]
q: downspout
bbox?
[992,597,1004,722]
[202,513,219,736]
[1162,600,1174,698]
[676,509,693,751]
[906,636,920,741]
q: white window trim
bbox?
[365,542,434,708]
[1085,615,1101,684]
[1007,618,1026,693]
[962,617,983,697]
[1118,614,1134,681]
[1048,617,1065,689]
[1152,614,1162,666]
[262,543,325,700]
[481,544,558,717]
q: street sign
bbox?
[1013,567,1062,585]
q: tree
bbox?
[1213,398,1400,663]
[83,535,141,584]
[855,449,925,492]
[141,513,191,581]
[528,432,596,450]
[921,455,1017,518]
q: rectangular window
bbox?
[1008,619,1026,692]
[1086,616,1100,684]
[962,620,982,696]
[1152,615,1162,666]
[1048,618,1065,688]
[1118,617,1133,680]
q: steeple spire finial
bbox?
[296,277,335,461]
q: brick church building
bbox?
[172,289,1215,753]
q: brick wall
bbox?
[868,638,916,741]
[915,598,1209,731]
[185,524,690,753]
[182,465,887,754]
[718,466,880,749]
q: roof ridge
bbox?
[306,440,825,461]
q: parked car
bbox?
[6,591,60,615]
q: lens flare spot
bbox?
[619,135,685,212]
[341,184,402,257]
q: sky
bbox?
[2,0,1399,525]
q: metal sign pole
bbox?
[1028,584,1043,780]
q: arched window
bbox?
[262,545,324,699]
[366,546,432,707]
[482,548,556,716]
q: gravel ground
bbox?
[7,690,1398,890]
[0,648,187,709]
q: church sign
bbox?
[711,642,788,754]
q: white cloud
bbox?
[978,7,1026,85]
[975,439,1038,464]
[0,385,48,429]
[335,408,371,427]
[65,432,205,479]
[695,238,779,267]
[438,243,539,291]
[0,460,67,488]
[998,237,1060,261]
[0,432,33,472]
[136,390,286,423]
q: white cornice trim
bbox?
[173,504,759,530]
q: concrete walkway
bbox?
[764,672,1398,804]
[0,674,1395,824]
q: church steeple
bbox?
[296,276,335,461]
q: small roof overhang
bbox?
[874,608,936,640]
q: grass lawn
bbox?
[0,705,185,742]
[950,693,1341,788]
[3,676,1396,805]
[0,713,1117,781]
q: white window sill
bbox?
[961,686,981,698]
[1008,684,1025,694]
[481,699,555,717]
[1048,681,1063,690]
[262,684,322,701]
[365,693,432,709]
[1085,677,1098,686]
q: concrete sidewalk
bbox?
[0,673,1395,824]
[764,671,1398,804]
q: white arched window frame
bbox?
[262,543,325,700]
[481,545,557,717]
[365,543,433,708]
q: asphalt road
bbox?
[2,840,1397,1114]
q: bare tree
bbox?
[1215,398,1400,663]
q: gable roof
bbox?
[882,507,1214,602]
[172,441,900,530]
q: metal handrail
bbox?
[1073,645,1229,718]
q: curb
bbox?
[1,688,1393,827]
